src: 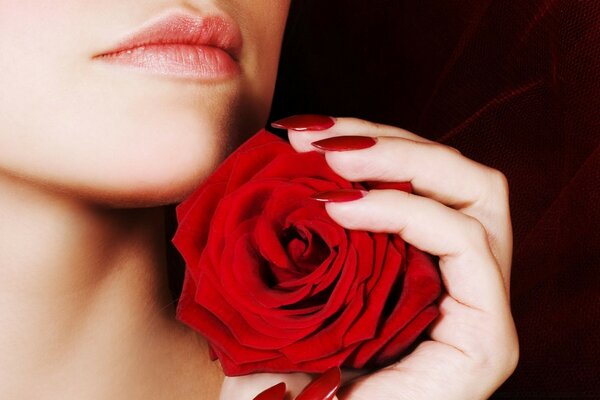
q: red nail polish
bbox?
[253,382,286,400]
[311,136,377,151]
[271,115,335,131]
[295,367,341,400]
[311,189,368,203]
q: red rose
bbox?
[173,129,441,376]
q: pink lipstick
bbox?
[93,10,242,81]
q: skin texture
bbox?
[0,1,290,399]
[0,0,290,206]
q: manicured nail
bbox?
[311,136,377,151]
[271,115,335,131]
[295,367,341,400]
[311,189,368,203]
[252,382,286,400]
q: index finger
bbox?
[272,115,433,153]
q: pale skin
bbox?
[0,1,289,399]
[0,1,517,399]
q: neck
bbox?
[0,174,222,399]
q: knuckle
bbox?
[490,336,519,378]
[502,324,520,375]
[488,168,510,198]
[469,319,520,380]
[444,144,463,156]
[346,117,384,132]
[327,142,397,182]
[326,152,377,181]
[325,204,363,230]
[464,215,489,246]
[475,168,511,218]
[505,344,520,376]
[430,142,462,158]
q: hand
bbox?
[283,115,518,399]
[220,115,518,400]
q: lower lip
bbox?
[94,44,240,80]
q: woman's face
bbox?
[0,1,291,207]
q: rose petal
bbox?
[212,342,360,376]
[343,233,402,346]
[205,181,279,268]
[370,304,439,367]
[173,182,228,270]
[345,245,441,367]
[253,151,348,187]
[253,185,336,278]
[177,274,283,361]
[174,129,442,375]
[278,223,348,294]
[280,288,365,363]
[175,129,279,222]
[219,232,328,340]
[226,140,293,191]
[226,238,359,334]
[224,231,315,309]
[196,266,307,349]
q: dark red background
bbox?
[267,0,600,397]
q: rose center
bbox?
[282,225,330,274]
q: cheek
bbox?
[235,1,291,114]
[0,77,245,206]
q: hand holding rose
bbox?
[174,122,441,376]
[222,116,518,399]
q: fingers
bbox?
[318,189,518,385]
[317,136,513,288]
[276,116,433,154]
[248,373,342,400]
[427,294,519,370]
[282,117,507,220]
[221,373,312,400]
[277,116,493,211]
[275,116,512,292]
[338,338,517,400]
[252,382,286,400]
[319,190,508,313]
[272,116,518,399]
[295,367,341,400]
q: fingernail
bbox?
[252,382,286,400]
[311,136,377,151]
[271,115,335,131]
[311,189,368,203]
[295,367,341,400]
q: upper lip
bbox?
[95,10,243,61]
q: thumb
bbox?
[220,373,312,400]
[295,367,342,400]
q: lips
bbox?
[93,10,243,80]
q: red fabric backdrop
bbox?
[268,0,600,397]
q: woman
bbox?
[0,1,517,399]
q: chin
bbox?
[83,172,210,209]
[89,155,224,209]
[66,116,240,208]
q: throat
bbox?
[0,174,222,399]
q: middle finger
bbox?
[314,136,513,288]
[315,136,504,211]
